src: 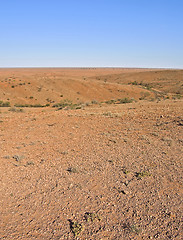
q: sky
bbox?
[0,0,183,68]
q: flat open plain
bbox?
[0,68,183,239]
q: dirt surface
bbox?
[0,68,182,106]
[0,68,183,239]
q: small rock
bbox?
[119,189,129,195]
[124,180,129,186]
[67,167,78,173]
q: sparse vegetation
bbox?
[14,103,48,108]
[139,92,150,100]
[69,220,84,237]
[53,99,83,110]
[9,107,24,112]
[25,161,34,166]
[91,100,98,104]
[136,171,151,179]
[52,99,73,108]
[105,98,134,104]
[0,101,11,107]
[123,223,141,234]
[103,112,112,117]
[118,98,133,104]
[173,94,182,99]
[12,155,24,162]
[105,99,116,104]
[129,81,152,90]
[37,87,42,92]
[130,80,138,85]
[84,212,101,222]
[0,68,183,240]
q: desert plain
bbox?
[0,68,183,239]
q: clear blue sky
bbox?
[0,0,183,68]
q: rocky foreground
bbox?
[0,99,183,239]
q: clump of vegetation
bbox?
[52,99,72,108]
[8,107,24,112]
[84,212,101,222]
[53,99,82,110]
[69,220,84,237]
[14,103,49,108]
[91,100,98,104]
[135,171,151,179]
[123,223,141,234]
[105,98,133,104]
[37,87,42,92]
[142,83,152,90]
[118,98,133,104]
[129,81,152,90]
[105,99,116,104]
[0,101,11,107]
[173,94,182,99]
[12,155,24,162]
[103,112,112,117]
[130,80,138,85]
[25,161,34,166]
[46,98,54,103]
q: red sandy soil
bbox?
[0,68,183,239]
[0,68,182,106]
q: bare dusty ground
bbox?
[0,68,183,239]
[0,68,182,106]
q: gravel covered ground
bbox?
[0,99,183,239]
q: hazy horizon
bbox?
[0,67,182,69]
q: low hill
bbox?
[1,68,182,107]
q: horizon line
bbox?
[0,66,182,70]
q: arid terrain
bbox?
[0,68,183,239]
